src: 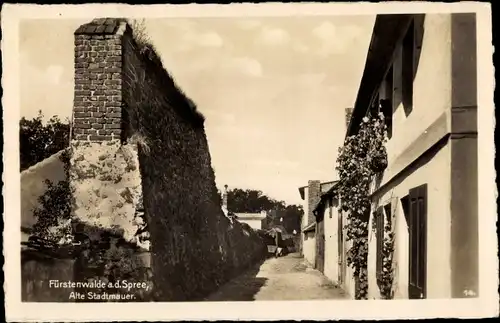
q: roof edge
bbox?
[346,14,415,139]
[313,181,341,214]
[298,179,337,200]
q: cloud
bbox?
[21,60,72,120]
[211,124,265,139]
[293,42,309,53]
[197,31,224,47]
[253,159,300,170]
[256,26,290,46]
[148,20,223,51]
[313,21,337,41]
[298,73,327,86]
[312,21,364,56]
[177,31,224,50]
[202,109,236,123]
[237,19,262,30]
[22,61,65,87]
[150,19,196,33]
[169,52,263,80]
[228,57,263,77]
[182,55,214,73]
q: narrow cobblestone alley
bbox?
[205,253,348,301]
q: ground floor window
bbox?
[408,184,428,299]
[338,209,344,284]
[375,207,384,282]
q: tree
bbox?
[226,188,303,234]
[227,188,279,213]
[19,111,72,244]
[19,110,70,171]
[31,149,73,244]
[282,204,303,234]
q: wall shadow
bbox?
[373,134,450,234]
[202,258,268,302]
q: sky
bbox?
[19,15,375,206]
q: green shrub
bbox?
[31,149,73,245]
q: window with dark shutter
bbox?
[380,98,393,139]
[338,209,342,257]
[402,20,415,116]
[338,209,345,284]
[413,14,425,76]
[380,65,394,139]
[401,195,410,231]
[408,184,428,299]
[375,207,384,282]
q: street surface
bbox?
[205,253,348,301]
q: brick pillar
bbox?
[307,180,321,225]
[70,18,147,247]
[73,18,127,141]
[70,18,152,300]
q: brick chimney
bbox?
[307,180,321,225]
[73,18,128,141]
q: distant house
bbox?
[221,185,268,230]
[312,181,357,298]
[297,180,336,267]
[348,13,478,299]
[233,211,268,230]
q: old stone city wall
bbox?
[21,18,266,302]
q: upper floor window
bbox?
[369,83,393,140]
[380,65,394,139]
[370,66,394,140]
[392,15,424,119]
[402,20,416,116]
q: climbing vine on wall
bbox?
[335,107,388,300]
[378,212,395,299]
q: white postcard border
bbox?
[2,2,497,321]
